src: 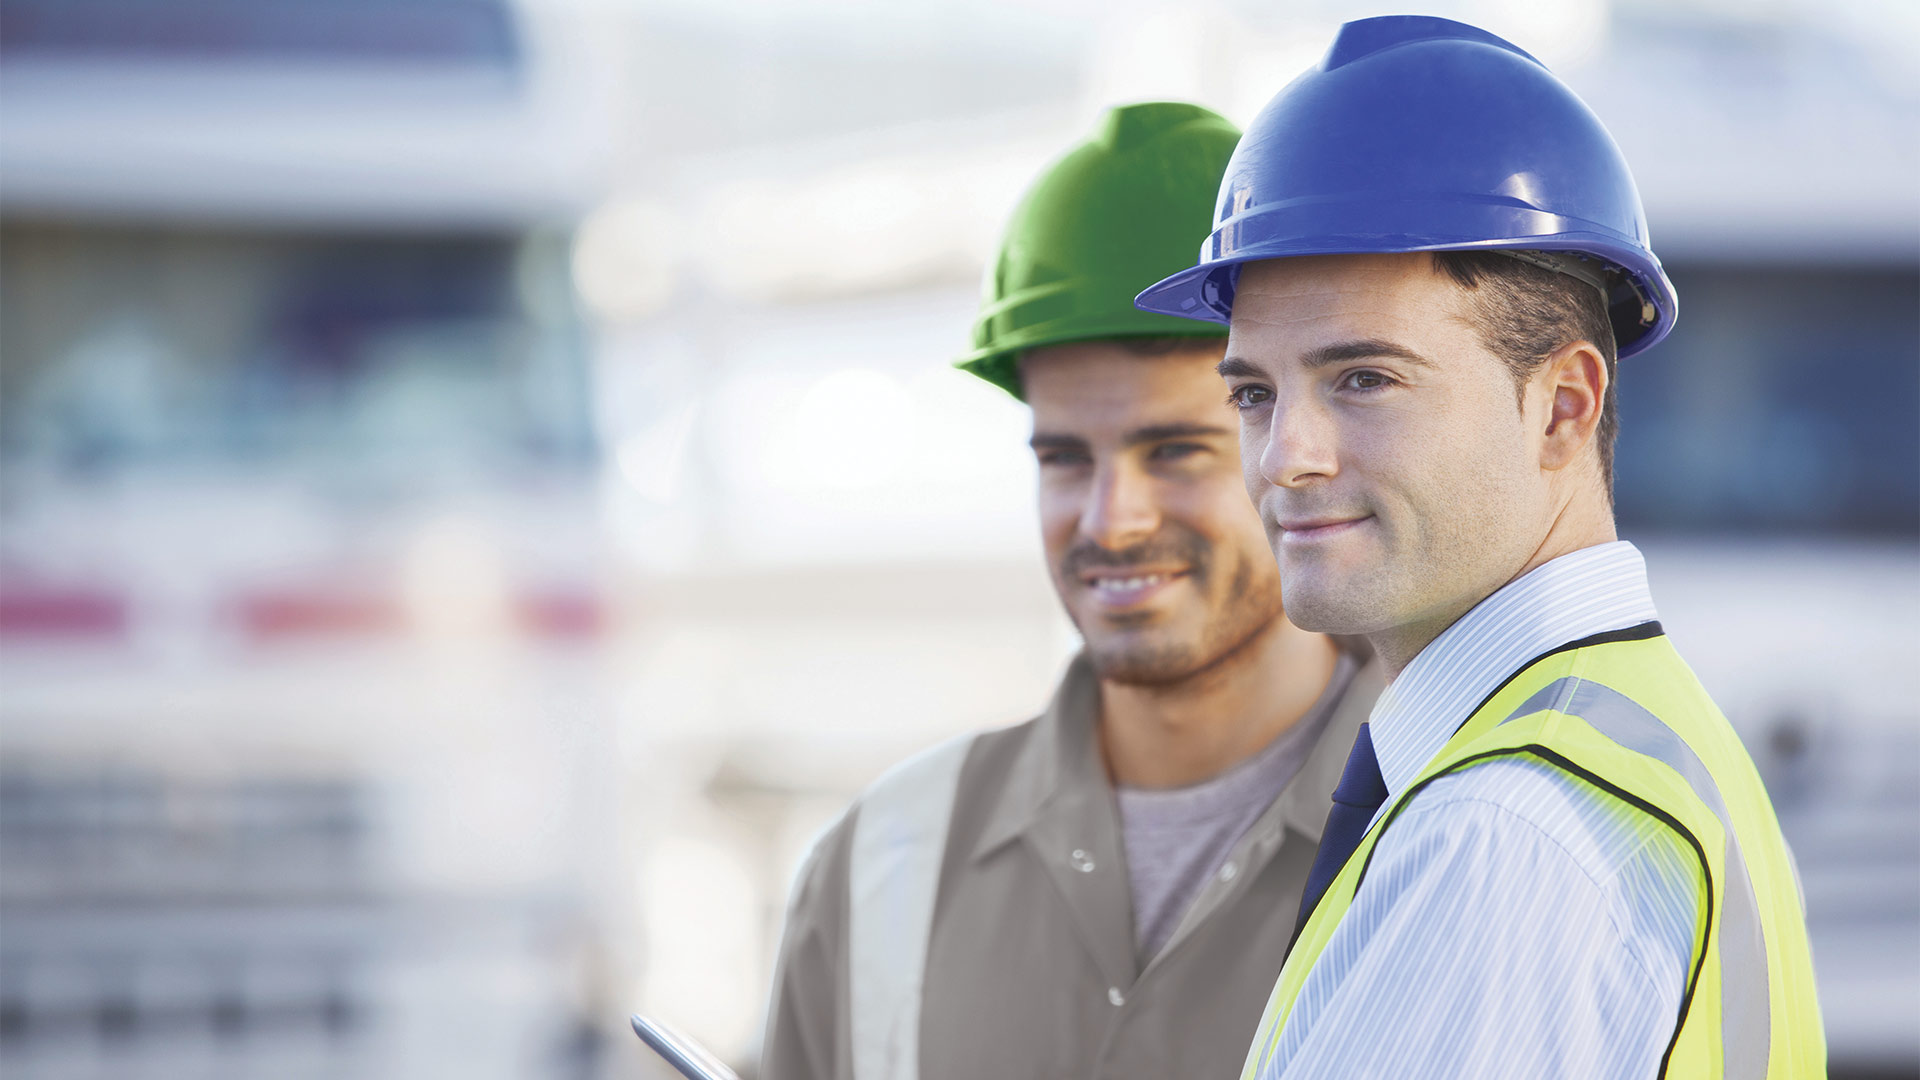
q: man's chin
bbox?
[1083,638,1207,687]
[1279,582,1378,637]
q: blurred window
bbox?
[0,0,518,65]
[1612,263,1917,536]
[0,224,593,481]
[0,768,371,899]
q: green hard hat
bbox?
[957,102,1241,400]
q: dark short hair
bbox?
[1431,251,1620,496]
[1015,334,1225,377]
[1106,334,1228,358]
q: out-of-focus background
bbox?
[0,1,1913,1077]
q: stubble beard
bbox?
[1073,539,1287,689]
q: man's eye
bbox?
[1228,385,1273,409]
[1344,370,1393,391]
[1150,442,1204,461]
[1037,451,1090,467]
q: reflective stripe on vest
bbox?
[1501,677,1769,1080]
[848,734,974,1080]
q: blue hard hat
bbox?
[1134,15,1678,358]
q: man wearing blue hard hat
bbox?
[1135,15,1823,1079]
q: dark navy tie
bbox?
[1294,722,1390,936]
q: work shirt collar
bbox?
[968,647,1379,984]
[1367,540,1661,801]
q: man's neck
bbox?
[1097,618,1340,790]
[1370,497,1618,681]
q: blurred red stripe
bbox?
[516,591,604,639]
[238,592,401,639]
[233,588,603,641]
[0,588,128,638]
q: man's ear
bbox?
[1537,340,1607,474]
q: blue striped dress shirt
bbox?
[1254,541,1702,1079]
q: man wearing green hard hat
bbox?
[761,102,1380,1080]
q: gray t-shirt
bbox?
[1115,653,1359,960]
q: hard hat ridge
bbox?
[1096,100,1221,152]
[1133,15,1679,358]
[1322,13,1540,70]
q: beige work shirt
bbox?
[761,650,1382,1080]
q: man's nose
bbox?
[1258,395,1339,488]
[1078,464,1160,550]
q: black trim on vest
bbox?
[1458,621,1665,730]
[1348,742,1710,1080]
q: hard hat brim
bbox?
[1135,231,1678,361]
[954,318,1228,402]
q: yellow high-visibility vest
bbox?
[1242,628,1825,1079]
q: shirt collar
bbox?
[1368,540,1660,797]
[972,652,1106,863]
[972,645,1384,858]
[968,645,1384,984]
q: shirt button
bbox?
[1107,987,1125,1007]
[1070,849,1096,873]
[1218,860,1239,882]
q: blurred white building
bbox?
[1,4,624,1078]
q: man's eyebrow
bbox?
[1124,422,1232,447]
[1302,339,1436,369]
[1221,340,1437,376]
[1028,424,1230,452]
[1028,432,1088,452]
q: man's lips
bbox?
[1274,515,1372,543]
[1077,567,1189,607]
